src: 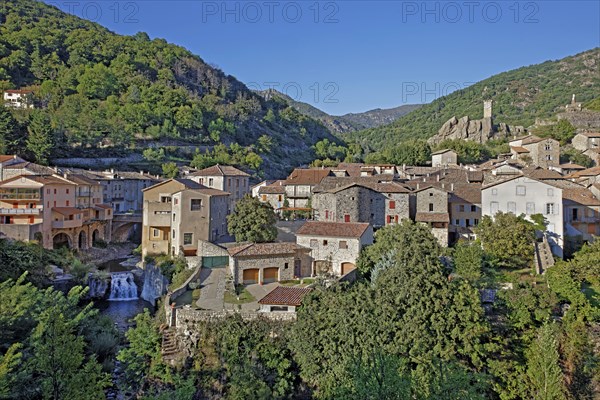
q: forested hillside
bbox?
[349,48,600,151]
[258,89,422,134]
[0,0,336,177]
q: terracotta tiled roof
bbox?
[511,146,530,153]
[296,221,370,238]
[258,286,313,306]
[518,135,543,145]
[5,89,32,94]
[415,212,450,223]
[523,167,563,180]
[65,174,100,186]
[285,168,331,185]
[449,183,482,204]
[431,149,455,155]
[259,185,285,194]
[335,163,364,177]
[0,175,75,186]
[567,166,600,179]
[3,161,56,175]
[228,242,304,257]
[559,163,585,170]
[190,164,250,177]
[313,176,394,193]
[0,155,16,163]
[546,180,600,206]
[179,188,229,197]
[578,132,600,138]
[94,204,112,210]
[143,178,204,192]
[52,207,84,215]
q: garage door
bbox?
[341,262,356,275]
[243,269,259,284]
[263,267,279,283]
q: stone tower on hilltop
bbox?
[483,100,493,119]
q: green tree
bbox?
[525,323,566,400]
[0,105,17,154]
[117,309,166,386]
[453,241,484,283]
[263,109,276,124]
[475,212,536,268]
[162,162,179,178]
[143,147,166,163]
[256,134,272,153]
[26,110,54,165]
[227,195,277,243]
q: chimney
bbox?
[110,168,114,173]
[416,183,420,190]
[437,174,440,182]
[451,183,454,191]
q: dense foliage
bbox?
[346,48,600,150]
[114,220,599,399]
[0,0,336,177]
[227,195,278,243]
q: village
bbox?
[1,94,600,325]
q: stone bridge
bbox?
[111,213,142,243]
[52,220,111,250]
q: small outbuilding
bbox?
[258,286,313,313]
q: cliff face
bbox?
[427,115,526,146]
[557,110,600,130]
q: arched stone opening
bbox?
[53,233,71,249]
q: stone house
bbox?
[509,135,560,168]
[0,156,56,181]
[283,168,332,209]
[431,149,458,167]
[448,183,482,243]
[0,175,112,250]
[258,181,286,211]
[412,186,450,246]
[187,164,250,214]
[572,132,600,153]
[481,176,564,257]
[141,178,229,258]
[258,286,313,313]
[170,188,229,256]
[296,221,373,277]
[566,166,600,186]
[545,180,600,252]
[228,242,311,285]
[312,181,410,228]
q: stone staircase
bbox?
[535,236,555,275]
[161,328,180,360]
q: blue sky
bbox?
[46,0,600,115]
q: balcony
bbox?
[0,190,41,200]
[0,208,42,215]
[52,219,82,229]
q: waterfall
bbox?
[141,262,169,306]
[109,272,139,301]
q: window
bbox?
[507,202,516,214]
[545,144,551,151]
[152,228,160,238]
[490,202,499,214]
[284,263,289,269]
[389,201,396,209]
[208,178,214,187]
[325,210,329,219]
[339,240,348,249]
[174,198,178,205]
[429,203,434,212]
[172,229,176,239]
[261,194,267,201]
[466,219,471,227]
[546,155,553,161]
[491,188,498,196]
[53,189,56,194]
[160,196,171,203]
[278,195,283,202]
[66,189,69,194]
[344,214,350,223]
[429,192,433,197]
[66,201,69,206]
[236,179,239,188]
[546,203,555,215]
[526,202,535,215]
[173,213,176,221]
[310,239,318,247]
[323,240,328,246]
[572,208,579,221]
[547,189,554,197]
[459,205,465,212]
[516,186,526,196]
[455,219,460,225]
[47,189,50,194]
[471,205,476,212]
[474,218,479,225]
[191,199,202,211]
[183,233,193,245]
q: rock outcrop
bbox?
[427,115,525,146]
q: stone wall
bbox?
[231,254,296,285]
[415,187,448,214]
